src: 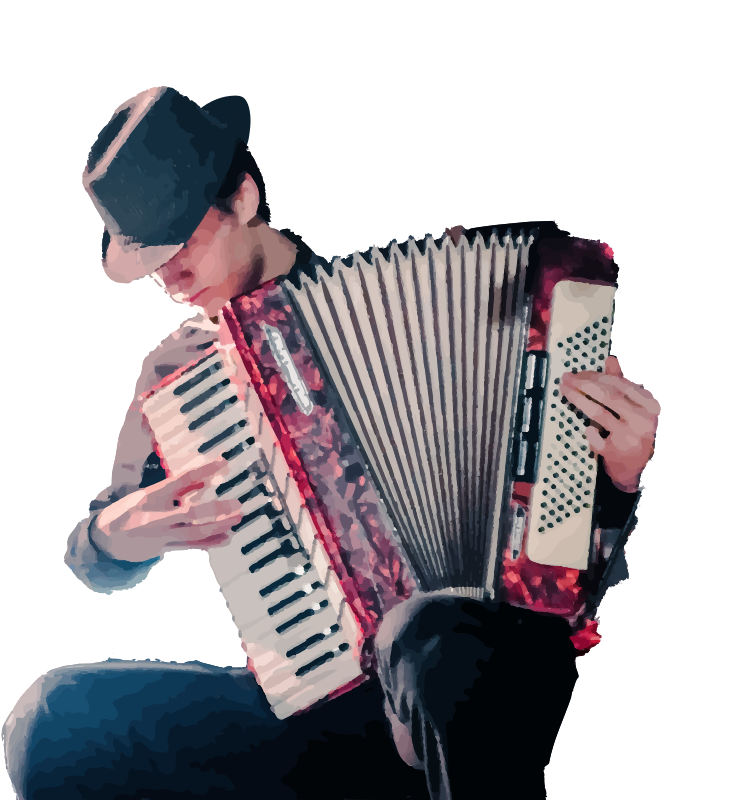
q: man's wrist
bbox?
[610,478,641,493]
[88,517,115,559]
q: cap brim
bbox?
[103,232,184,283]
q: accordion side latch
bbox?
[508,504,527,561]
[511,351,548,484]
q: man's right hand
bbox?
[93,461,244,562]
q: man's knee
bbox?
[3,667,75,798]
[377,593,470,664]
[377,593,494,690]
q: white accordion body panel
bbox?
[525,281,616,569]
[141,327,363,720]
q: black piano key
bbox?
[238,483,270,503]
[240,519,291,554]
[180,379,231,415]
[268,582,323,616]
[198,420,246,454]
[260,564,312,598]
[195,340,217,351]
[285,624,340,659]
[249,538,301,573]
[286,632,326,659]
[222,439,259,463]
[215,469,251,497]
[173,361,223,397]
[233,505,283,535]
[295,642,350,678]
[222,441,246,461]
[275,599,329,635]
[189,396,238,431]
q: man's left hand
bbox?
[561,356,660,493]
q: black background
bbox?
[11,76,673,798]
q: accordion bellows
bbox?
[141,224,618,718]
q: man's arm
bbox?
[581,464,641,610]
[561,355,660,603]
[64,320,215,594]
[64,372,164,594]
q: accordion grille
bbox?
[286,233,531,594]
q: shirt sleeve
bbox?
[585,463,642,610]
[64,316,219,593]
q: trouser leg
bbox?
[3,660,284,800]
[3,659,428,800]
[376,595,579,800]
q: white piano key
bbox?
[142,352,224,416]
[241,598,337,664]
[227,545,313,602]
[228,573,316,639]
[158,393,245,446]
[281,478,302,522]
[149,392,238,445]
[261,634,355,693]
[160,425,256,466]
[266,445,291,495]
[227,552,312,621]
[220,572,268,640]
[270,650,364,719]
[259,638,343,691]
[209,514,278,588]
[324,570,348,613]
[140,359,216,413]
[310,540,332,584]
[249,428,289,494]
[293,506,317,554]
[222,592,282,645]
[163,443,233,476]
[228,567,327,628]
[182,450,267,506]
[161,400,246,451]
[231,583,335,655]
[249,646,289,672]
[338,594,361,643]
[261,579,324,620]
[146,370,235,433]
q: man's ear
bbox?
[232,173,261,225]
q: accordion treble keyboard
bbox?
[142,344,363,720]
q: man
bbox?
[3,87,659,799]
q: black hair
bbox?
[213,139,271,223]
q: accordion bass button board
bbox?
[141,336,364,721]
[524,281,615,569]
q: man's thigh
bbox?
[6,659,427,800]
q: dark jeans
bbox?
[4,598,577,799]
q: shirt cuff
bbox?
[65,515,161,594]
[87,516,161,572]
[594,465,640,530]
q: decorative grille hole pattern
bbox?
[536,315,611,533]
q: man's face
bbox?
[152,205,238,315]
[152,174,263,316]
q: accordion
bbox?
[141,223,618,719]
